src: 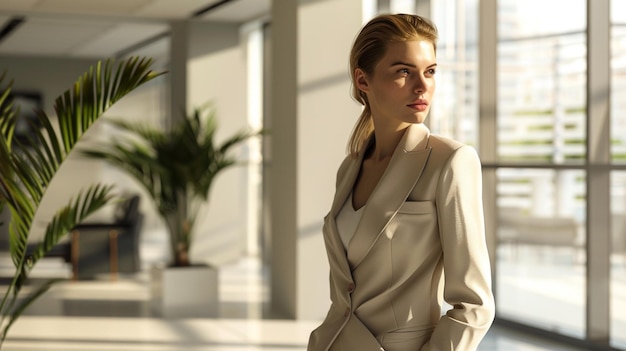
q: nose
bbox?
[413,74,427,94]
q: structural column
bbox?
[586,0,611,344]
[169,20,254,265]
[478,0,498,288]
[269,0,364,319]
[269,0,298,319]
[169,20,189,126]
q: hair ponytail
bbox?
[348,105,374,157]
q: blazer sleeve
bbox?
[421,145,495,351]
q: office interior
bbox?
[0,0,624,350]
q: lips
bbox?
[407,99,429,112]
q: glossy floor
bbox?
[0,257,594,351]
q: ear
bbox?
[354,68,370,93]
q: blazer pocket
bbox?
[397,201,434,214]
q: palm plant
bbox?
[0,57,163,346]
[81,106,260,267]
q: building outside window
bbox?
[422,0,624,348]
[611,0,626,348]
[495,0,587,339]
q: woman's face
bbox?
[356,40,437,130]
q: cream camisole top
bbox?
[335,193,365,249]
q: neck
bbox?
[368,122,410,162]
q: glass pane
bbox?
[611,171,626,349]
[612,3,626,163]
[390,0,415,13]
[612,3,626,348]
[430,0,478,147]
[496,168,586,339]
[497,0,586,164]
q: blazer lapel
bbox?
[347,123,432,270]
[329,151,365,218]
[322,148,365,273]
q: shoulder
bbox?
[428,134,479,162]
[428,136,483,192]
[428,134,464,151]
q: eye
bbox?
[426,68,437,76]
[398,68,410,75]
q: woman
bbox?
[307,14,495,351]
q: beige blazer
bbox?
[307,123,495,351]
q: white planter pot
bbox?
[150,264,219,318]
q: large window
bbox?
[497,1,586,164]
[496,168,586,337]
[430,0,479,146]
[612,1,626,163]
[611,172,626,349]
[611,1,626,348]
[390,0,620,348]
[495,0,587,340]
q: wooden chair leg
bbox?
[71,230,79,281]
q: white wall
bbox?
[186,21,252,266]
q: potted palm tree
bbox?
[80,104,261,317]
[0,57,162,347]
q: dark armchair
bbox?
[26,194,144,280]
[70,194,143,280]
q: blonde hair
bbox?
[348,13,438,157]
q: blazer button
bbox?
[344,307,350,317]
[347,282,355,293]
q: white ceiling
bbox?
[0,0,270,58]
